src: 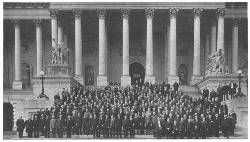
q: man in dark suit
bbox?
[25,117,34,138]
[214,114,221,138]
[110,115,116,138]
[193,118,200,139]
[98,115,104,138]
[104,114,110,138]
[56,115,64,138]
[122,115,129,138]
[44,115,50,138]
[115,114,122,138]
[50,115,57,138]
[155,116,162,139]
[222,114,230,138]
[16,116,25,138]
[165,118,172,139]
[129,115,135,138]
[173,81,179,92]
[92,114,99,138]
[200,117,207,139]
[33,115,40,138]
[179,117,186,139]
[66,115,74,138]
[202,87,209,100]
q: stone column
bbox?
[216,8,225,52]
[168,8,179,85]
[73,9,83,82]
[97,9,108,86]
[121,9,131,86]
[50,9,58,52]
[232,18,239,74]
[204,28,210,73]
[191,8,203,85]
[57,18,64,45]
[34,19,43,76]
[12,20,22,89]
[210,21,217,55]
[144,8,156,83]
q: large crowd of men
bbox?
[16,81,238,139]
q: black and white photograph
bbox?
[1,0,248,140]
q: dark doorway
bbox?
[3,103,14,131]
[85,65,94,86]
[178,64,188,85]
[129,62,145,85]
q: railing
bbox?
[71,77,84,89]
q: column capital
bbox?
[145,8,154,19]
[233,18,240,26]
[97,9,107,19]
[73,9,82,19]
[12,19,21,28]
[216,8,225,17]
[193,8,203,17]
[169,8,179,19]
[33,19,42,27]
[121,9,130,19]
[50,9,58,19]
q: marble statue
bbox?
[52,39,70,64]
[206,49,225,75]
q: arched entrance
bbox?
[21,63,31,89]
[178,64,188,85]
[3,103,14,131]
[129,62,145,85]
[85,65,94,86]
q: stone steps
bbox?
[179,85,202,99]
[224,96,248,128]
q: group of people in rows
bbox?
[16,80,237,139]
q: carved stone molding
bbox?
[12,19,21,28]
[121,9,130,19]
[216,8,225,17]
[233,18,240,27]
[97,9,107,19]
[73,9,82,19]
[33,19,42,28]
[50,9,58,19]
[169,8,179,19]
[145,8,154,19]
[193,8,203,17]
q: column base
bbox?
[121,75,131,86]
[12,81,22,90]
[190,75,203,85]
[168,75,179,85]
[145,75,156,84]
[97,75,108,87]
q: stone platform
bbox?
[33,76,72,100]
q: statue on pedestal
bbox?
[52,38,70,64]
[206,49,225,75]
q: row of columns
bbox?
[12,8,240,89]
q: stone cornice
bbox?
[50,2,225,10]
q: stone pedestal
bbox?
[47,64,71,77]
[168,75,179,85]
[33,76,72,100]
[121,75,131,86]
[97,75,108,87]
[11,98,53,131]
[190,75,203,85]
[12,81,22,89]
[145,75,156,84]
